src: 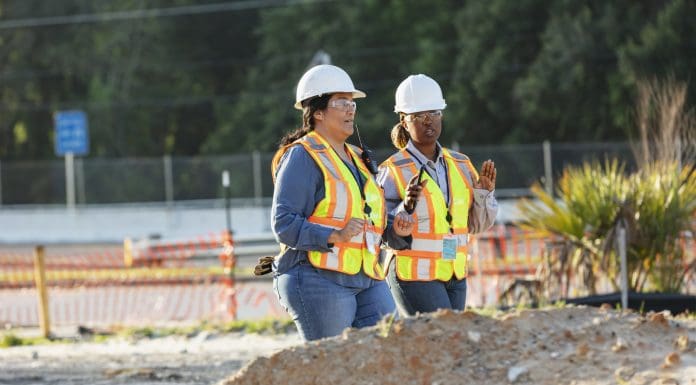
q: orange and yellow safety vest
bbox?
[381,148,478,281]
[273,131,387,279]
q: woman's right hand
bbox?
[328,218,365,243]
[404,173,427,213]
[393,211,415,237]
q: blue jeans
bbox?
[273,261,395,341]
[386,260,467,316]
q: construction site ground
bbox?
[0,329,300,385]
[2,306,694,385]
[221,306,696,385]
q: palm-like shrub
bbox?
[519,160,695,295]
[518,78,695,296]
[518,160,630,296]
[630,163,696,292]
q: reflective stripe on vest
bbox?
[296,131,387,279]
[382,148,475,281]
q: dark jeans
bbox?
[386,260,467,316]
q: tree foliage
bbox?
[0,0,693,160]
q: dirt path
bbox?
[0,332,301,385]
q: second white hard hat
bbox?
[294,64,366,110]
[394,74,447,114]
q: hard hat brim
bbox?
[394,102,447,114]
[294,89,366,110]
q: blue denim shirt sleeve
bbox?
[271,145,334,252]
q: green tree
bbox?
[2,0,695,161]
[618,0,696,117]
[513,1,666,143]
[202,0,462,154]
[448,0,551,145]
[0,0,260,159]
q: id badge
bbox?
[365,231,380,254]
[442,234,458,260]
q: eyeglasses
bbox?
[405,110,443,123]
[329,99,357,112]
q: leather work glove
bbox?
[253,256,275,276]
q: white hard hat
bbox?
[294,64,366,110]
[394,74,447,114]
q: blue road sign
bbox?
[54,110,89,156]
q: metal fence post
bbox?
[543,140,553,196]
[0,159,3,207]
[76,157,86,205]
[252,151,262,205]
[65,153,76,211]
[617,221,628,311]
[164,155,174,206]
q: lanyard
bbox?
[405,148,454,233]
[335,148,373,216]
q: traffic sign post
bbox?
[64,153,75,210]
[54,110,89,210]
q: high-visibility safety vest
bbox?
[273,131,387,279]
[381,148,478,281]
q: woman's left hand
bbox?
[474,159,496,191]
[393,211,415,237]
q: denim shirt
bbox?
[271,143,398,288]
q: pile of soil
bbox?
[219,307,695,385]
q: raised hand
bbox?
[328,218,366,243]
[474,160,496,191]
[404,173,427,213]
[393,211,415,237]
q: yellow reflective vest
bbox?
[381,148,478,281]
[273,131,387,279]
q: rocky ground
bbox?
[220,306,696,385]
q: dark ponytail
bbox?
[278,94,331,147]
[390,113,410,149]
[272,94,332,179]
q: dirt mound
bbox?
[218,307,696,385]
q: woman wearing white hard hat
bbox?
[265,64,412,340]
[377,74,498,315]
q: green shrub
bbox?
[518,78,695,296]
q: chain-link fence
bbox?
[0,141,634,206]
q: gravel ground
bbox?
[0,331,301,385]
